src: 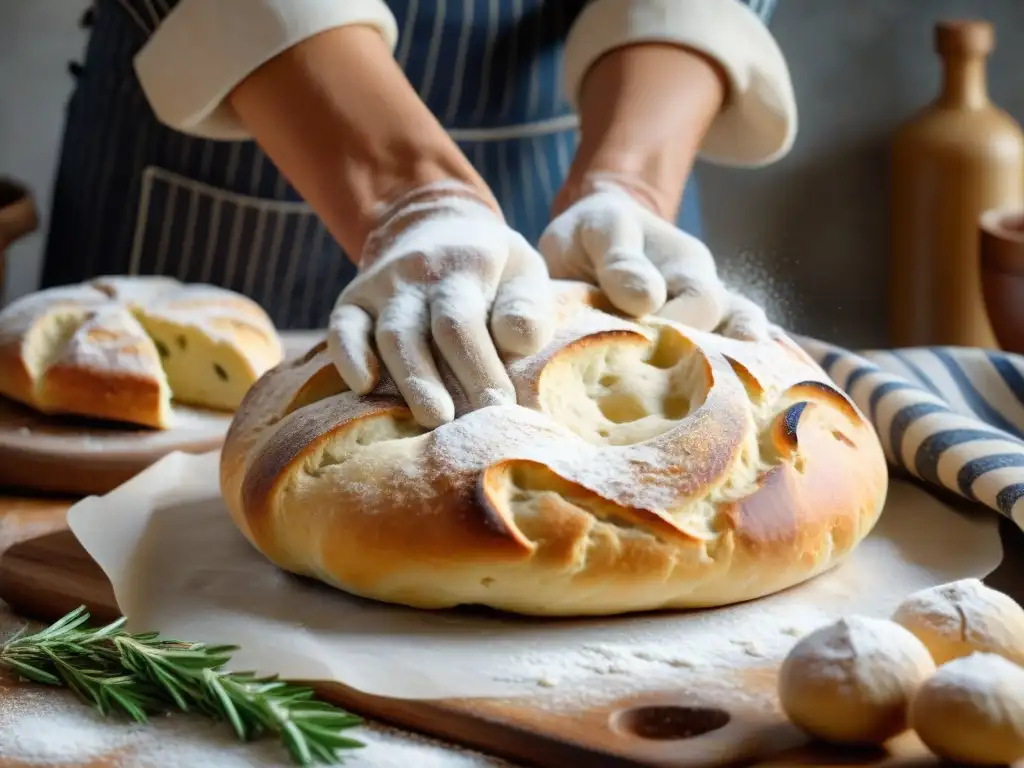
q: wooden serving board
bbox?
[5,503,1022,767]
[0,398,231,496]
[0,331,325,496]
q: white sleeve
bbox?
[134,0,399,141]
[563,0,797,168]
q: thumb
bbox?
[720,292,770,341]
[327,301,380,395]
[580,205,666,317]
[491,236,555,356]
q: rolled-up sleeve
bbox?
[131,0,398,141]
[563,0,797,168]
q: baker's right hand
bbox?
[327,181,554,428]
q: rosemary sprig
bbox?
[0,606,363,765]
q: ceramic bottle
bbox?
[889,19,1024,348]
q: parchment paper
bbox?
[67,451,1003,702]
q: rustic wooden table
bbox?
[0,493,513,768]
[0,488,1022,767]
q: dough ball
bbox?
[892,578,1024,667]
[778,615,936,745]
[909,652,1024,765]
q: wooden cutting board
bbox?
[4,502,1021,767]
[0,331,325,496]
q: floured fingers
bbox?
[658,273,728,332]
[490,238,554,356]
[327,302,380,395]
[430,274,517,412]
[584,209,667,317]
[375,290,456,427]
[718,291,770,341]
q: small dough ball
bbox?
[892,578,1024,667]
[910,653,1024,765]
[778,615,936,745]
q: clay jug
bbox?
[889,19,1024,348]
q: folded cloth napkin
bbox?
[797,337,1024,533]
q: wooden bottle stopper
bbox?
[935,20,993,58]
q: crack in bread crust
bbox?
[221,281,889,616]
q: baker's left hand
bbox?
[539,176,768,341]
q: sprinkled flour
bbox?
[0,690,513,768]
[471,600,835,713]
[0,604,512,768]
[717,248,800,331]
[0,581,833,765]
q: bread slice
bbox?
[39,307,172,428]
[0,277,282,428]
[135,290,283,412]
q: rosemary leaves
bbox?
[0,606,363,765]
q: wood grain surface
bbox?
[0,399,232,496]
[1,490,1022,767]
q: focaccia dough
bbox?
[221,281,888,617]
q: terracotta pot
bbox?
[980,207,1024,353]
[0,177,39,300]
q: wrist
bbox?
[360,179,503,270]
[557,149,692,221]
[229,24,497,261]
[347,138,500,245]
[557,42,726,219]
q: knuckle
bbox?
[676,280,707,298]
[394,250,440,283]
[494,310,543,341]
[432,308,476,342]
[437,271,488,299]
[664,272,698,295]
[538,227,573,261]
[667,271,721,299]
[439,246,495,273]
[374,320,408,354]
[602,247,646,270]
[495,296,539,321]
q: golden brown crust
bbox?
[221,281,889,616]
[0,277,282,429]
[0,347,34,409]
[38,364,166,428]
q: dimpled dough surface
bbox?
[221,281,891,617]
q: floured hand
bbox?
[540,176,768,340]
[328,181,554,428]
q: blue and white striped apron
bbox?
[43,0,775,330]
[42,1,1024,538]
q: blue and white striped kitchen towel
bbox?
[798,337,1024,532]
